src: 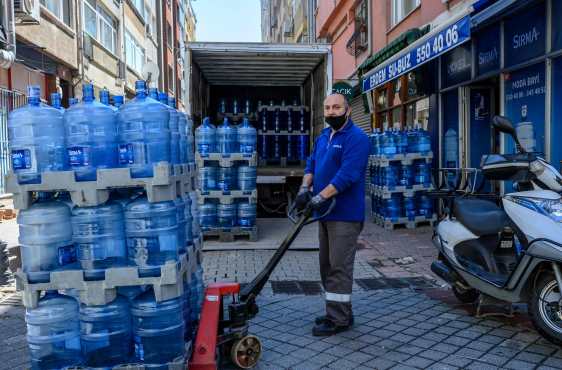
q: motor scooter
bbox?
[431,115,562,344]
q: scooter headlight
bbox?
[527,198,562,223]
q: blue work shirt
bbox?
[304,119,370,222]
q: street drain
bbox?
[270,281,323,295]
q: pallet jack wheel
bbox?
[230,334,262,369]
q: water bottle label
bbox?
[58,244,76,266]
[11,149,32,170]
[118,144,135,164]
[68,146,90,167]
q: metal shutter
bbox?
[351,95,371,134]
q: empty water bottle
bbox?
[383,195,401,222]
[199,203,217,229]
[396,129,408,154]
[218,203,237,228]
[189,192,200,238]
[80,296,131,367]
[417,194,433,218]
[160,94,180,166]
[18,201,74,283]
[238,118,257,154]
[403,196,416,221]
[26,292,82,369]
[125,197,179,273]
[65,83,118,181]
[218,165,235,192]
[71,201,127,279]
[198,164,217,192]
[9,85,67,184]
[516,105,536,152]
[237,166,256,191]
[131,291,185,364]
[174,196,187,254]
[50,92,64,112]
[418,127,431,153]
[382,130,397,157]
[237,202,256,227]
[414,161,431,187]
[195,117,216,155]
[117,81,170,178]
[399,164,413,188]
[217,118,238,154]
[381,164,399,189]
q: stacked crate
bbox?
[6,162,202,369]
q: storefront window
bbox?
[551,58,562,169]
[406,98,429,129]
[504,62,546,155]
[504,2,546,68]
[391,107,401,128]
[475,24,500,76]
[442,90,459,169]
[442,42,472,88]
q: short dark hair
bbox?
[325,93,349,109]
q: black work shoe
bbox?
[312,320,350,337]
[315,315,354,326]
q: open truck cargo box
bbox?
[187,42,332,217]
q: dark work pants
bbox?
[318,220,363,326]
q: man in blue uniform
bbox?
[296,93,370,336]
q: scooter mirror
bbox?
[492,115,526,153]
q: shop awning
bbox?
[361,11,472,94]
[471,0,535,29]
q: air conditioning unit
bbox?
[14,0,40,24]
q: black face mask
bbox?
[325,113,348,130]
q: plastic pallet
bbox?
[196,189,257,204]
[369,152,434,167]
[6,163,195,210]
[16,253,191,308]
[370,184,434,198]
[372,213,437,230]
[65,342,191,369]
[202,226,258,242]
[195,152,257,167]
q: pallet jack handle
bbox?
[239,199,336,310]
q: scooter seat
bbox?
[453,198,507,236]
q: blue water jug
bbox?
[18,201,74,283]
[403,196,416,221]
[189,192,200,238]
[174,196,187,254]
[298,135,308,160]
[125,197,179,273]
[237,202,256,227]
[113,95,124,108]
[184,195,193,249]
[117,81,170,178]
[417,194,433,218]
[9,85,67,184]
[217,118,238,154]
[418,128,431,153]
[199,203,217,229]
[26,292,82,369]
[218,203,237,228]
[414,161,431,187]
[99,89,116,111]
[198,165,217,191]
[178,112,188,164]
[218,165,235,192]
[186,115,195,164]
[232,98,239,115]
[219,98,227,114]
[159,93,180,166]
[238,118,257,154]
[80,296,131,367]
[65,83,118,181]
[50,92,64,112]
[71,201,127,279]
[399,164,413,188]
[131,291,185,364]
[195,117,216,155]
[69,97,79,106]
[383,195,401,222]
[381,164,399,189]
[396,129,408,154]
[381,130,397,157]
[258,135,268,159]
[237,166,256,192]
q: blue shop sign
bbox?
[475,24,500,76]
[362,15,471,93]
[442,42,472,88]
[504,2,546,68]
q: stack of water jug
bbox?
[195,117,258,234]
[7,82,205,369]
[369,126,436,227]
[257,99,310,164]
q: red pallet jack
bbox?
[189,200,335,369]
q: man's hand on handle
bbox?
[295,185,312,211]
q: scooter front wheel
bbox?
[529,273,562,345]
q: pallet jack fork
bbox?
[189,200,335,369]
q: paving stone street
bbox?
[1,216,562,369]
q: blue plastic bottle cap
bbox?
[83,83,94,101]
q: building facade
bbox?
[261,0,316,43]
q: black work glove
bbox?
[295,186,312,211]
[310,194,329,211]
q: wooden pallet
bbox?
[202,226,258,242]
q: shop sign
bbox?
[362,15,471,93]
[332,81,353,101]
[442,42,472,88]
[476,24,500,76]
[504,2,545,68]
